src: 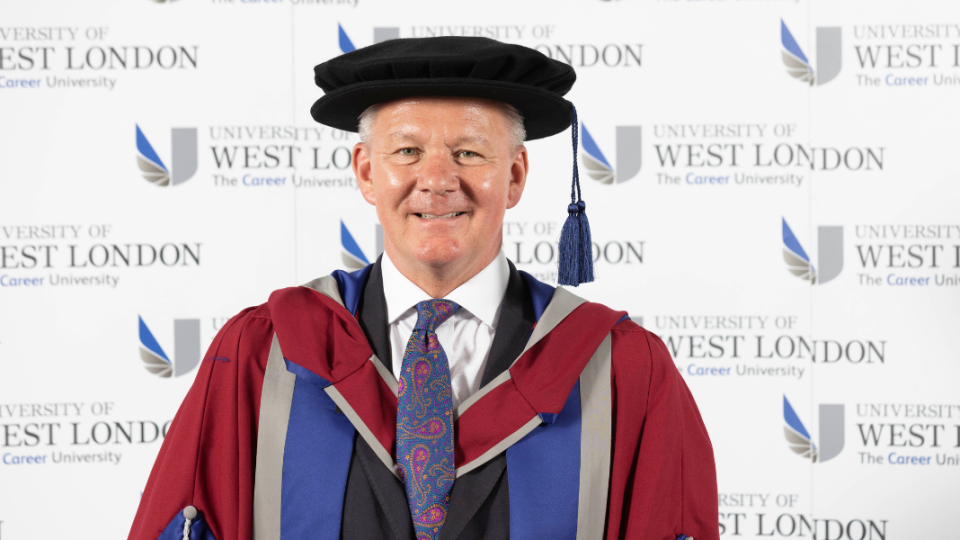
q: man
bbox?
[128,37,719,540]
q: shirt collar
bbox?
[380,250,510,328]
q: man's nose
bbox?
[417,151,460,195]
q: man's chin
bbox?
[406,242,471,270]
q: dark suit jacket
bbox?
[341,257,536,540]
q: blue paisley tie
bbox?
[396,299,460,540]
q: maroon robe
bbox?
[129,267,719,540]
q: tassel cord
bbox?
[570,104,582,205]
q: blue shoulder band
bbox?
[331,264,373,317]
[518,270,556,322]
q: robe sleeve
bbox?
[127,306,274,540]
[607,321,720,540]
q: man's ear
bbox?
[506,145,528,210]
[353,142,376,205]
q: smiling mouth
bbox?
[414,212,465,219]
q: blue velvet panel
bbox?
[281,375,357,540]
[283,358,332,390]
[331,265,373,316]
[519,271,556,322]
[506,381,581,540]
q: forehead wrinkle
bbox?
[447,134,490,148]
[443,113,497,148]
[375,98,508,148]
[383,125,427,146]
[388,131,420,142]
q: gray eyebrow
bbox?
[382,130,491,147]
[387,131,421,142]
[449,135,490,147]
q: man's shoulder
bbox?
[221,274,349,326]
[217,302,272,339]
[198,302,274,374]
[559,292,650,338]
[209,278,336,347]
[596,308,676,374]
[265,276,359,326]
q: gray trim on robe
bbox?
[253,334,296,540]
[371,354,399,396]
[325,383,401,477]
[455,416,543,478]
[576,333,613,540]
[455,286,586,419]
[520,287,586,356]
[301,275,344,305]
[453,369,512,420]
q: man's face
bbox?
[353,97,527,279]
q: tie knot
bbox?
[414,299,460,330]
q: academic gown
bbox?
[128,258,720,540]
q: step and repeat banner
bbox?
[1,0,958,538]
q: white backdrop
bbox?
[1,1,959,538]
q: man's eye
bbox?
[399,148,417,156]
[460,151,478,158]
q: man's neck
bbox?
[384,246,501,299]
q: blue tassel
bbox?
[558,203,581,285]
[557,103,595,287]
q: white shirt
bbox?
[381,251,510,409]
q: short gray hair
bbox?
[358,101,526,150]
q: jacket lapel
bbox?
[479,261,537,387]
[354,436,415,540]
[358,256,393,374]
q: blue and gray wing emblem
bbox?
[341,220,370,270]
[339,24,357,54]
[783,395,818,462]
[139,316,173,378]
[781,20,815,86]
[580,124,615,185]
[782,218,816,284]
[136,125,170,187]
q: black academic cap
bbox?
[310,36,577,140]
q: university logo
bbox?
[782,218,843,285]
[783,395,844,463]
[136,125,198,187]
[341,220,384,270]
[781,19,842,86]
[138,316,201,378]
[580,124,642,184]
[339,24,399,54]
